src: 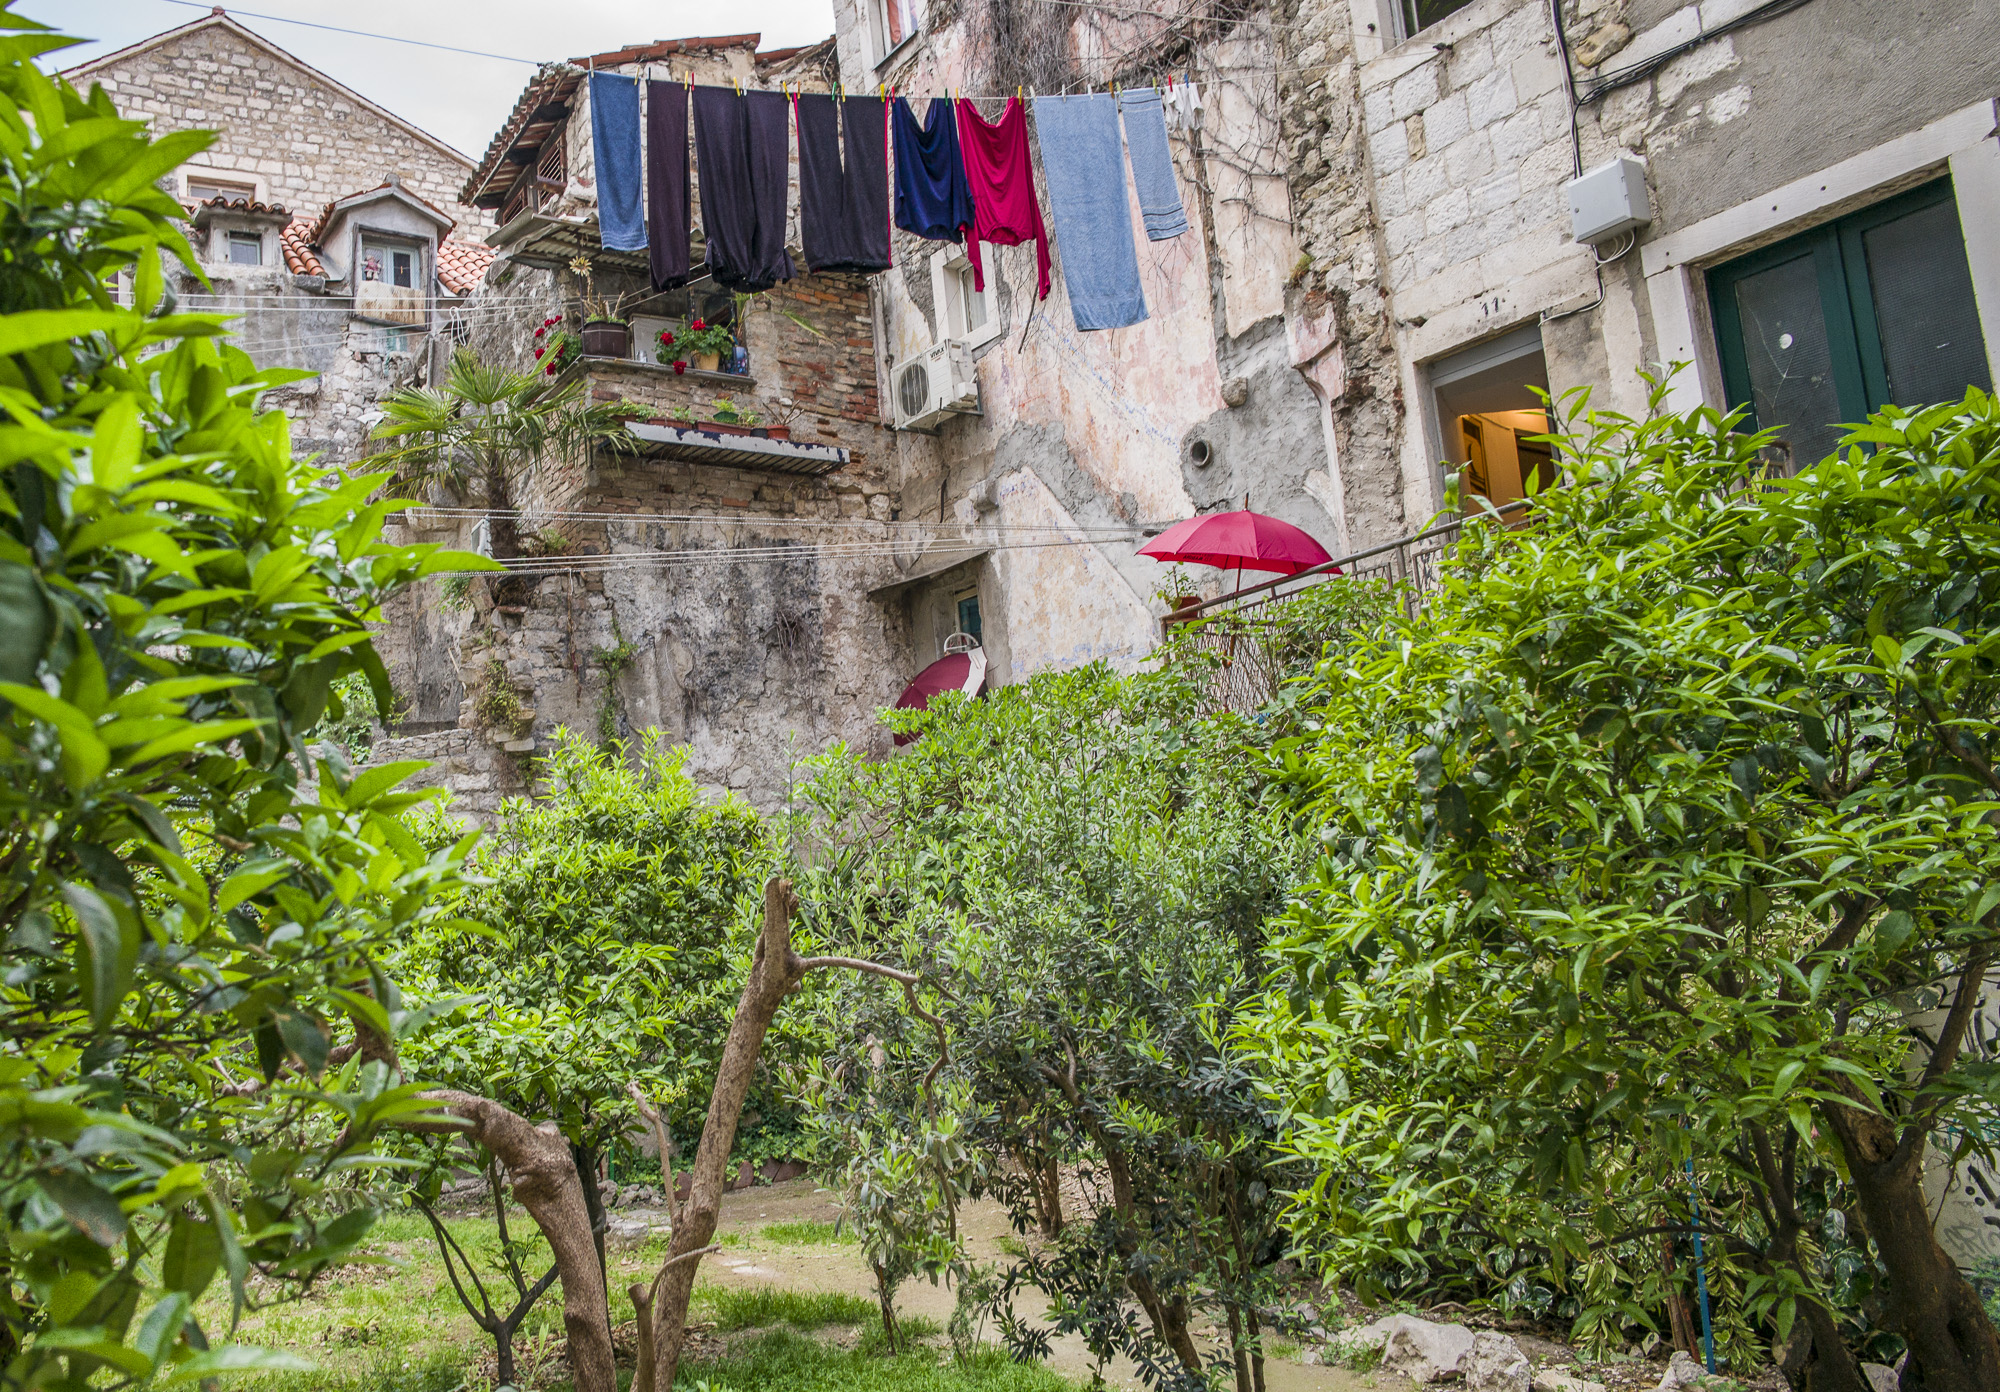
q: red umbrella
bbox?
[1138,510,1336,577]
[892,649,987,746]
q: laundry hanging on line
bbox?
[891,95,976,247]
[691,86,796,293]
[645,79,692,288]
[1033,93,1146,332]
[1117,88,1188,241]
[796,93,892,273]
[590,71,646,253]
[956,94,1050,301]
[1163,78,1203,132]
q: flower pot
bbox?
[703,419,757,437]
[762,424,790,441]
[1171,595,1202,614]
[692,351,721,372]
[581,319,630,357]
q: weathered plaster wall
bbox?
[835,0,1337,680]
[67,19,488,232]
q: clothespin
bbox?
[1017,84,1023,102]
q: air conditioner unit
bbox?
[892,340,979,431]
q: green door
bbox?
[1709,178,1991,467]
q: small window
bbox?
[362,243,417,289]
[872,0,920,62]
[356,238,429,326]
[226,230,262,266]
[1398,0,1479,39]
[930,246,1001,349]
[187,173,257,204]
[1709,178,1991,467]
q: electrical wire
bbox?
[404,504,1149,535]
[153,0,544,66]
[482,531,1137,575]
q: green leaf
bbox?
[0,682,110,786]
[158,1346,314,1383]
[162,1209,224,1296]
[37,1169,128,1245]
[64,881,136,1031]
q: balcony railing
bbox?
[1161,498,1531,713]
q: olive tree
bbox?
[1250,384,2000,1392]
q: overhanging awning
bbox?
[868,541,993,597]
[625,421,849,477]
[489,211,653,273]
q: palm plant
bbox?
[371,348,634,558]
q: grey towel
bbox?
[1119,89,1187,240]
[1032,93,1146,332]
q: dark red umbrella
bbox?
[893,649,987,746]
[1137,510,1336,577]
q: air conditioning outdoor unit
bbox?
[893,340,979,431]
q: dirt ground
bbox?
[677,1178,1412,1392]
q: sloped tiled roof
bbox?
[308,180,456,244]
[437,239,497,295]
[189,194,291,219]
[279,217,324,277]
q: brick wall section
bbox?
[765,275,882,424]
[69,20,490,236]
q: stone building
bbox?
[62,11,498,465]
[373,35,924,813]
[1272,0,2000,526]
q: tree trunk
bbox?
[495,1330,516,1388]
[1821,1098,2000,1392]
[874,1261,902,1354]
[572,1141,608,1293]
[399,1093,615,1392]
[1036,1154,1064,1239]
[641,878,808,1392]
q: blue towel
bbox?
[1032,94,1146,332]
[892,96,974,244]
[1119,89,1187,240]
[590,72,646,252]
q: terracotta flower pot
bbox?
[762,424,790,441]
[581,319,630,357]
[692,351,721,372]
[703,419,757,437]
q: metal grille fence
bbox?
[1161,502,1528,714]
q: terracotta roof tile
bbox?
[307,180,456,244]
[437,239,497,296]
[189,194,291,218]
[278,217,324,277]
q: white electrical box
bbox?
[1564,157,1651,245]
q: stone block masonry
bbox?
[65,17,489,236]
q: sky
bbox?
[28,0,841,159]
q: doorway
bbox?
[1429,324,1553,511]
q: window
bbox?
[1709,178,1992,467]
[954,592,983,649]
[1398,0,1479,40]
[186,173,257,204]
[871,0,921,63]
[1427,323,1553,510]
[362,241,418,289]
[929,246,1002,349]
[226,230,262,266]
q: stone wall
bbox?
[67,16,488,233]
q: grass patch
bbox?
[695,1285,879,1332]
[1265,1339,1301,1361]
[760,1219,850,1246]
[686,1326,1075,1392]
[855,1314,945,1356]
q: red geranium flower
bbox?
[659,330,675,344]
[534,327,545,338]
[545,363,557,375]
[534,347,545,358]
[690,318,706,330]
[672,360,687,375]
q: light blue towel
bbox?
[1032,94,1146,332]
[1118,89,1188,240]
[590,72,646,252]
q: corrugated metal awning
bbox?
[625,421,849,477]
[488,212,656,273]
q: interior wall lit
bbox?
[1429,332,1555,510]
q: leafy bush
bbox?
[1250,382,2000,1387]
[0,5,490,1380]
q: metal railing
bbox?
[1161,499,1531,713]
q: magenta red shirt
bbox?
[955,96,1052,301]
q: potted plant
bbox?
[1156,566,1203,623]
[763,397,805,442]
[703,397,762,437]
[569,255,632,358]
[674,316,737,373]
[531,313,580,378]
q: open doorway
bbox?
[1429,325,1553,511]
